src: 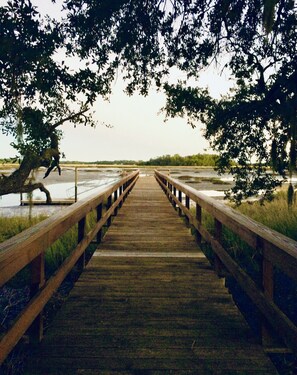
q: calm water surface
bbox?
[0,167,296,214]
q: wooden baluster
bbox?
[173,187,177,208]
[214,219,224,276]
[185,195,190,225]
[107,195,112,227]
[195,203,202,245]
[97,203,103,243]
[77,217,86,269]
[119,186,123,208]
[122,183,127,202]
[178,190,182,216]
[114,189,118,216]
[29,252,45,342]
[261,246,276,347]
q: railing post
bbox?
[114,189,118,216]
[195,203,202,245]
[185,195,190,225]
[119,186,123,208]
[173,187,177,208]
[214,219,224,276]
[122,182,127,202]
[97,203,103,243]
[77,216,86,269]
[127,178,133,195]
[74,167,78,202]
[29,252,45,342]
[178,190,182,216]
[106,195,112,227]
[261,244,276,347]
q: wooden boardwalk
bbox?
[27,177,277,374]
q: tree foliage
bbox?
[141,153,219,167]
[159,0,297,203]
[0,0,113,201]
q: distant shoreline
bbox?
[0,163,216,169]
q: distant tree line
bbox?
[140,153,218,166]
[82,153,218,166]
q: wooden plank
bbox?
[26,176,277,374]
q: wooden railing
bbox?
[0,170,139,364]
[155,170,297,355]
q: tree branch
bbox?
[50,104,90,130]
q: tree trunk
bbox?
[0,152,53,203]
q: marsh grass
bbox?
[236,190,297,241]
[0,216,47,243]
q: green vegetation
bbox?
[236,190,297,242]
[141,153,219,166]
[0,216,47,243]
[93,153,218,166]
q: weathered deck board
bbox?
[26,177,277,374]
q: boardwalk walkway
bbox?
[27,176,277,374]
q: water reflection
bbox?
[0,168,123,208]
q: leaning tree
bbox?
[0,0,114,202]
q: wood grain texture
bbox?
[26,177,277,374]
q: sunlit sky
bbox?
[0,0,233,162]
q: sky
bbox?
[0,0,232,162]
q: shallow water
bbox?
[0,167,296,214]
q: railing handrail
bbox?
[155,169,297,355]
[0,170,139,287]
[0,169,139,364]
[155,170,297,281]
